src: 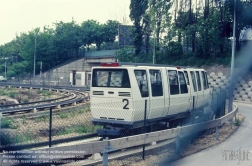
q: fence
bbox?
[0,102,92,148]
[0,85,238,165]
[0,103,238,166]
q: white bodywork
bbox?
[90,64,211,124]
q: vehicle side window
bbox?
[178,71,188,94]
[201,71,209,90]
[190,71,197,92]
[134,70,149,97]
[149,70,163,97]
[184,71,189,85]
[168,70,179,95]
[196,71,202,91]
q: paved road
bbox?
[166,102,252,166]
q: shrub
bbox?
[22,98,29,103]
[1,117,15,128]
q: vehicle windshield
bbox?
[92,69,130,88]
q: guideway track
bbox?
[0,83,89,116]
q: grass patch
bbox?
[234,118,241,126]
[42,91,51,96]
[22,98,29,103]
[1,117,18,129]
[56,124,102,136]
[35,114,50,122]
[1,130,36,145]
[36,89,44,94]
[21,116,27,125]
[59,112,68,119]
[0,89,8,96]
[78,106,90,114]
[57,127,72,135]
[69,109,76,117]
[8,91,17,98]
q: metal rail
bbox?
[0,83,88,115]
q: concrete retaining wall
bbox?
[207,72,252,102]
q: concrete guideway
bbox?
[168,102,252,166]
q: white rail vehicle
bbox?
[90,62,212,136]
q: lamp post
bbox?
[153,30,156,64]
[4,58,7,79]
[228,0,236,113]
[153,17,160,64]
[33,29,39,84]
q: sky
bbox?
[0,0,131,45]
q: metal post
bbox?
[4,60,6,79]
[223,88,226,116]
[0,113,2,146]
[142,100,147,160]
[103,137,109,166]
[191,96,195,123]
[215,126,219,140]
[40,61,42,83]
[153,33,156,64]
[230,118,233,129]
[176,131,181,153]
[211,86,214,111]
[33,35,37,84]
[217,87,221,118]
[33,29,39,84]
[228,0,237,114]
[220,88,223,116]
[49,107,52,147]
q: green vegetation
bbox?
[21,116,27,125]
[22,97,29,103]
[35,114,50,123]
[37,89,51,96]
[59,107,90,119]
[1,130,39,145]
[59,112,69,119]
[78,106,90,114]
[36,89,44,94]
[57,124,102,136]
[69,109,76,117]
[43,91,51,96]
[1,117,18,129]
[234,118,241,126]
[1,88,14,99]
[0,89,8,96]
[0,19,119,79]
[1,1,251,79]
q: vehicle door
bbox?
[194,70,204,109]
[187,69,199,111]
[177,70,191,112]
[167,69,190,115]
[201,70,211,106]
[147,68,165,120]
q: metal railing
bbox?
[0,102,238,165]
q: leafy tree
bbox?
[130,0,148,55]
[104,20,119,46]
[148,0,172,50]
[8,61,29,81]
[54,20,82,62]
[81,20,98,51]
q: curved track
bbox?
[0,83,89,116]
